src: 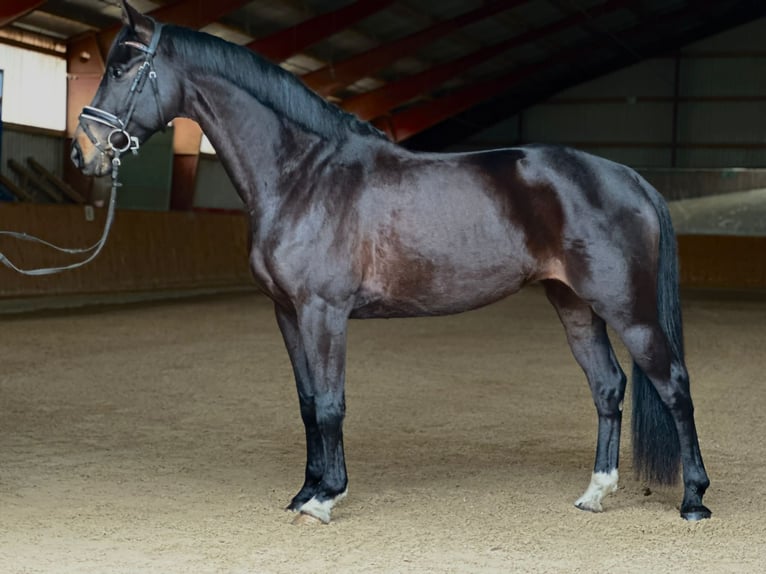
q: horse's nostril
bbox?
[70,142,83,168]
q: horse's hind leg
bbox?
[581,273,710,519]
[544,280,627,512]
[611,316,711,520]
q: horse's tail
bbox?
[631,181,682,485]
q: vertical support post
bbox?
[170,118,203,210]
[670,51,681,168]
[0,70,4,177]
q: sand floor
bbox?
[1,288,765,573]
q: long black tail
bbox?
[631,183,682,485]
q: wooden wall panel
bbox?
[0,204,252,298]
[678,235,766,290]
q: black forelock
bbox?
[161,24,387,142]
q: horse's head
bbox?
[71,1,176,176]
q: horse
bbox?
[71,0,711,524]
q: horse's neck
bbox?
[181,74,326,220]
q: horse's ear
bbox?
[120,0,153,44]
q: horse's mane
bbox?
[164,24,388,142]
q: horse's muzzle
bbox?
[70,132,111,177]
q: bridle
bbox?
[0,20,165,277]
[79,19,166,159]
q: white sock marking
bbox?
[575,469,619,512]
[295,488,348,524]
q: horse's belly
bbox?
[353,196,538,318]
[351,264,528,319]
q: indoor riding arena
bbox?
[1,2,765,573]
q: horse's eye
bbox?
[111,65,125,80]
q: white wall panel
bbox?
[681,58,766,97]
[0,44,66,131]
[679,102,766,143]
[684,17,766,52]
[677,149,766,169]
[461,16,766,169]
[557,59,675,99]
[576,146,672,168]
[523,102,673,143]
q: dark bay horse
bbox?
[71,0,711,524]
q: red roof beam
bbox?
[81,0,252,56]
[302,0,532,97]
[0,0,45,28]
[249,0,396,63]
[343,0,632,120]
[148,0,253,29]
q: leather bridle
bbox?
[79,19,166,158]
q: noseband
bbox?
[79,19,166,159]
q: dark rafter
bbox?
[67,0,252,57]
[342,0,632,121]
[0,0,45,28]
[302,0,532,97]
[248,0,395,63]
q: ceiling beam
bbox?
[343,0,632,121]
[547,0,639,60]
[84,0,252,56]
[148,0,252,28]
[374,57,554,141]
[405,0,766,150]
[0,0,45,28]
[301,0,532,97]
[30,3,114,30]
[382,0,714,142]
[248,0,395,63]
[391,1,483,55]
[547,0,612,42]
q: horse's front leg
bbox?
[274,300,350,524]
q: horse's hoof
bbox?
[681,505,712,521]
[292,512,324,526]
[575,500,603,513]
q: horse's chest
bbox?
[247,248,290,304]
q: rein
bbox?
[0,157,121,276]
[0,21,164,277]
